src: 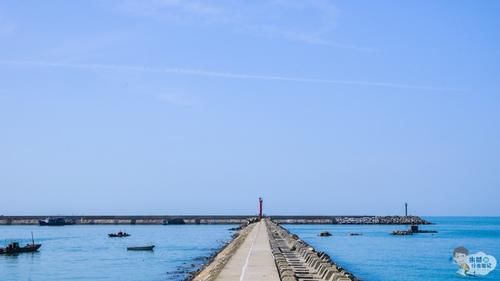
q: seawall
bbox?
[0,215,430,225]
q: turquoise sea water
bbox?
[285,217,500,281]
[0,224,233,281]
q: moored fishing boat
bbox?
[0,233,41,255]
[39,217,75,226]
[108,231,130,238]
[0,242,41,254]
[127,245,155,251]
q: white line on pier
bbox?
[239,222,261,281]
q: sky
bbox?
[0,0,499,216]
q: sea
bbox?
[0,224,234,281]
[1,217,499,281]
[285,217,500,281]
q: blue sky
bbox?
[0,0,499,216]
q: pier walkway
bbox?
[215,220,280,281]
[192,219,358,281]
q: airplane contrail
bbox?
[0,60,461,91]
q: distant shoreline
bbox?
[0,215,430,225]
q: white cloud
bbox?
[46,30,137,63]
[117,0,223,23]
[113,0,372,51]
[236,0,355,50]
[157,93,196,107]
[166,0,220,15]
[0,24,14,34]
[252,24,376,52]
[0,14,14,35]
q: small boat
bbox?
[319,231,332,237]
[108,231,130,238]
[39,217,74,226]
[0,233,41,255]
[391,225,438,236]
[391,230,413,236]
[349,233,363,236]
[127,245,155,251]
[0,242,42,255]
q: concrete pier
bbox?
[190,219,359,281]
[215,220,280,281]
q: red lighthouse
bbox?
[259,197,263,220]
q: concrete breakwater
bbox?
[0,215,429,225]
[187,219,359,281]
[272,215,430,225]
[267,219,357,281]
[0,215,253,225]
